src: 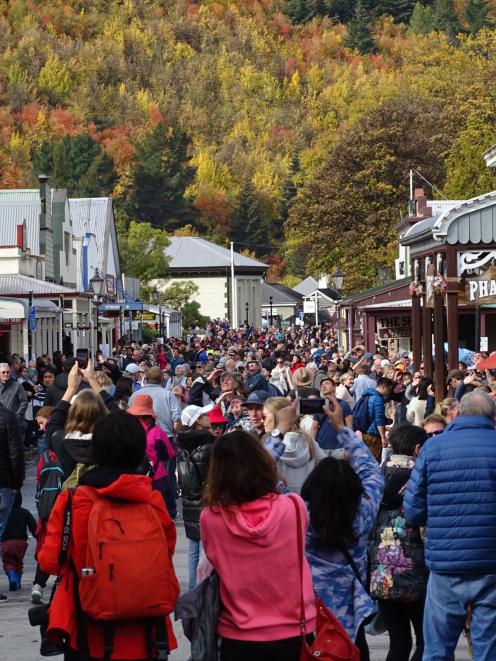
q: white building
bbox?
[158,237,267,327]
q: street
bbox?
[0,460,471,661]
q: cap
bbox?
[381,359,391,368]
[243,390,270,407]
[401,352,410,358]
[127,394,157,419]
[125,363,144,375]
[181,403,215,427]
[446,369,464,384]
[208,406,228,424]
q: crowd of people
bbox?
[0,320,495,660]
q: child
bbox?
[2,492,37,590]
[34,405,54,457]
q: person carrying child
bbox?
[2,491,36,591]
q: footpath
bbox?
[0,460,471,661]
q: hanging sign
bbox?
[461,265,496,305]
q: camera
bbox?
[28,604,66,657]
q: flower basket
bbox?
[409,281,424,297]
[432,275,448,295]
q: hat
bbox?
[127,394,157,419]
[394,363,406,372]
[381,359,391,368]
[292,367,313,387]
[125,363,144,375]
[446,368,464,384]
[181,403,215,427]
[243,390,270,407]
[208,406,228,424]
[401,352,410,358]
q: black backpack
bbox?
[35,450,64,520]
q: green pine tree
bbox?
[230,180,271,256]
[344,0,378,54]
[277,152,301,241]
[284,0,314,23]
[464,0,494,34]
[128,124,197,230]
[78,151,118,197]
[409,2,435,33]
[375,0,416,23]
[433,0,461,40]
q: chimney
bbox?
[318,274,328,289]
[38,174,54,280]
[413,188,432,219]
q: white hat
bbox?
[181,403,215,427]
[380,359,391,369]
[125,363,144,375]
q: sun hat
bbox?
[242,390,270,407]
[291,367,313,387]
[380,359,391,368]
[208,406,228,424]
[127,394,157,418]
[181,403,215,427]
[125,363,144,375]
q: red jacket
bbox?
[39,473,178,659]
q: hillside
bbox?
[1,0,496,291]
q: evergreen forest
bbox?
[2,0,496,291]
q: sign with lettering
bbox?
[461,266,496,305]
[377,315,411,339]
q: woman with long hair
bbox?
[200,429,316,661]
[262,396,326,494]
[406,378,432,427]
[301,393,384,661]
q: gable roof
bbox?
[0,273,86,296]
[305,287,341,302]
[293,276,319,296]
[166,237,267,272]
[0,199,40,254]
[261,282,303,306]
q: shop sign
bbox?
[460,265,496,304]
[377,315,411,339]
[303,300,315,314]
[131,311,156,321]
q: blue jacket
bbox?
[362,388,386,436]
[403,416,496,574]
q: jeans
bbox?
[379,599,424,661]
[188,539,202,590]
[424,572,496,661]
[0,488,14,540]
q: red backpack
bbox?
[77,486,179,621]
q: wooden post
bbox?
[412,294,422,372]
[422,305,433,378]
[433,292,446,402]
[446,249,459,372]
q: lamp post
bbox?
[151,286,162,337]
[89,272,105,357]
[332,267,347,348]
[378,265,391,284]
[245,301,249,326]
[269,295,273,327]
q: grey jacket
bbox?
[0,378,28,424]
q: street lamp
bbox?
[89,272,105,357]
[245,301,249,326]
[378,265,391,284]
[151,286,162,337]
[333,268,345,292]
[269,295,273,327]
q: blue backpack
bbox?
[352,395,372,433]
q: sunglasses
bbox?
[211,423,227,429]
[426,429,443,438]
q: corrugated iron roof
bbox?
[0,190,39,201]
[69,197,110,271]
[166,237,267,270]
[293,276,319,296]
[0,274,79,295]
[0,200,40,254]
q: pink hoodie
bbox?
[139,420,175,482]
[200,493,316,641]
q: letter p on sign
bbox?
[469,280,478,302]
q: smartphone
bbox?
[76,348,89,369]
[296,398,329,415]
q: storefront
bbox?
[401,190,496,399]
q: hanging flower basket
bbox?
[409,281,424,297]
[432,275,448,295]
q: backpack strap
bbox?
[58,488,74,565]
[103,622,115,660]
[288,495,307,637]
[341,547,370,596]
[145,617,169,660]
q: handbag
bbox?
[289,495,360,661]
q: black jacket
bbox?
[176,429,214,541]
[2,492,36,541]
[45,374,89,407]
[0,404,24,490]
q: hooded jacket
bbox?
[267,433,326,494]
[404,415,496,574]
[38,468,178,659]
[200,493,316,642]
[1,491,36,541]
[176,429,214,540]
[44,373,89,407]
[0,403,24,489]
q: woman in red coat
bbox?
[39,411,179,661]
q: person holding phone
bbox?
[310,377,353,452]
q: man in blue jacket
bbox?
[361,378,394,461]
[404,390,496,660]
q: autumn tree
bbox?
[286,95,452,292]
[345,0,378,53]
[127,124,197,231]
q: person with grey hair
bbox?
[165,363,187,391]
[0,363,28,430]
[404,389,496,659]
